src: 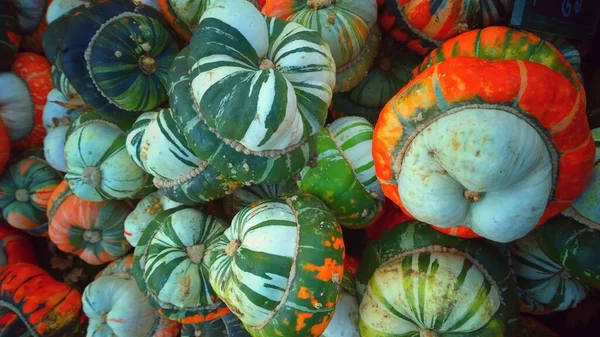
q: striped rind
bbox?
[168,46,315,184]
[65,120,149,201]
[510,233,588,313]
[188,0,335,152]
[356,221,519,336]
[299,116,383,228]
[86,13,179,112]
[127,109,203,180]
[206,194,345,336]
[181,312,251,337]
[51,66,77,98]
[230,179,299,213]
[360,251,502,336]
[132,206,229,323]
[123,191,183,247]
[534,215,600,289]
[568,128,600,226]
[0,157,62,236]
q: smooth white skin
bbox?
[322,291,360,337]
[83,276,156,337]
[42,89,82,130]
[0,73,34,140]
[44,126,69,172]
[398,109,552,243]
[123,191,182,247]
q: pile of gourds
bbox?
[0,0,598,336]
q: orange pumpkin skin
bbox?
[373,56,594,240]
[11,52,52,152]
[0,223,37,265]
[0,263,87,336]
[157,0,192,42]
[48,180,133,265]
[0,119,9,174]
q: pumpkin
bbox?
[537,32,583,82]
[0,312,27,336]
[0,72,33,141]
[0,120,9,174]
[299,116,383,228]
[223,179,298,219]
[42,0,180,123]
[10,52,54,152]
[181,313,250,337]
[510,231,588,314]
[42,89,82,130]
[0,156,61,236]
[357,221,519,336]
[377,0,513,55]
[169,0,335,185]
[206,193,345,337]
[19,0,51,54]
[373,27,594,242]
[123,191,182,247]
[0,263,86,336]
[9,0,46,34]
[157,0,262,41]
[365,198,413,243]
[64,112,149,201]
[47,179,133,265]
[322,255,360,337]
[0,3,21,71]
[126,108,242,204]
[50,65,78,98]
[132,206,230,324]
[83,254,181,337]
[0,223,37,266]
[329,36,422,124]
[263,0,381,92]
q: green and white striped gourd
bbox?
[510,232,588,314]
[181,313,250,337]
[263,0,381,92]
[126,108,242,205]
[330,37,422,124]
[170,0,336,184]
[50,66,77,98]
[299,116,383,228]
[64,112,149,201]
[123,191,182,247]
[206,194,345,337]
[132,206,229,323]
[357,221,519,336]
[224,180,298,217]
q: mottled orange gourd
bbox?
[0,223,37,265]
[11,52,53,152]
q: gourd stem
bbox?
[186,244,206,264]
[420,330,439,337]
[379,57,391,71]
[139,55,157,75]
[81,166,102,187]
[225,240,241,256]
[83,230,102,244]
[307,0,334,9]
[15,189,30,203]
[464,190,483,202]
[259,58,276,70]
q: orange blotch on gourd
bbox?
[303,258,343,282]
[178,306,230,324]
[295,312,312,332]
[7,212,37,231]
[18,160,35,175]
[310,316,332,336]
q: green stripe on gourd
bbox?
[360,249,504,337]
[51,66,77,98]
[124,191,183,247]
[132,206,229,323]
[126,108,242,204]
[168,45,315,184]
[66,110,133,137]
[299,116,383,228]
[64,118,149,201]
[85,12,179,112]
[356,221,519,336]
[510,233,588,313]
[536,32,583,82]
[280,0,380,92]
[206,194,345,337]
[330,37,422,124]
[188,1,335,151]
[181,312,251,337]
[535,215,600,289]
[227,179,298,214]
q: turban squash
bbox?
[373,27,594,243]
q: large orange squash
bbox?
[373,27,594,243]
